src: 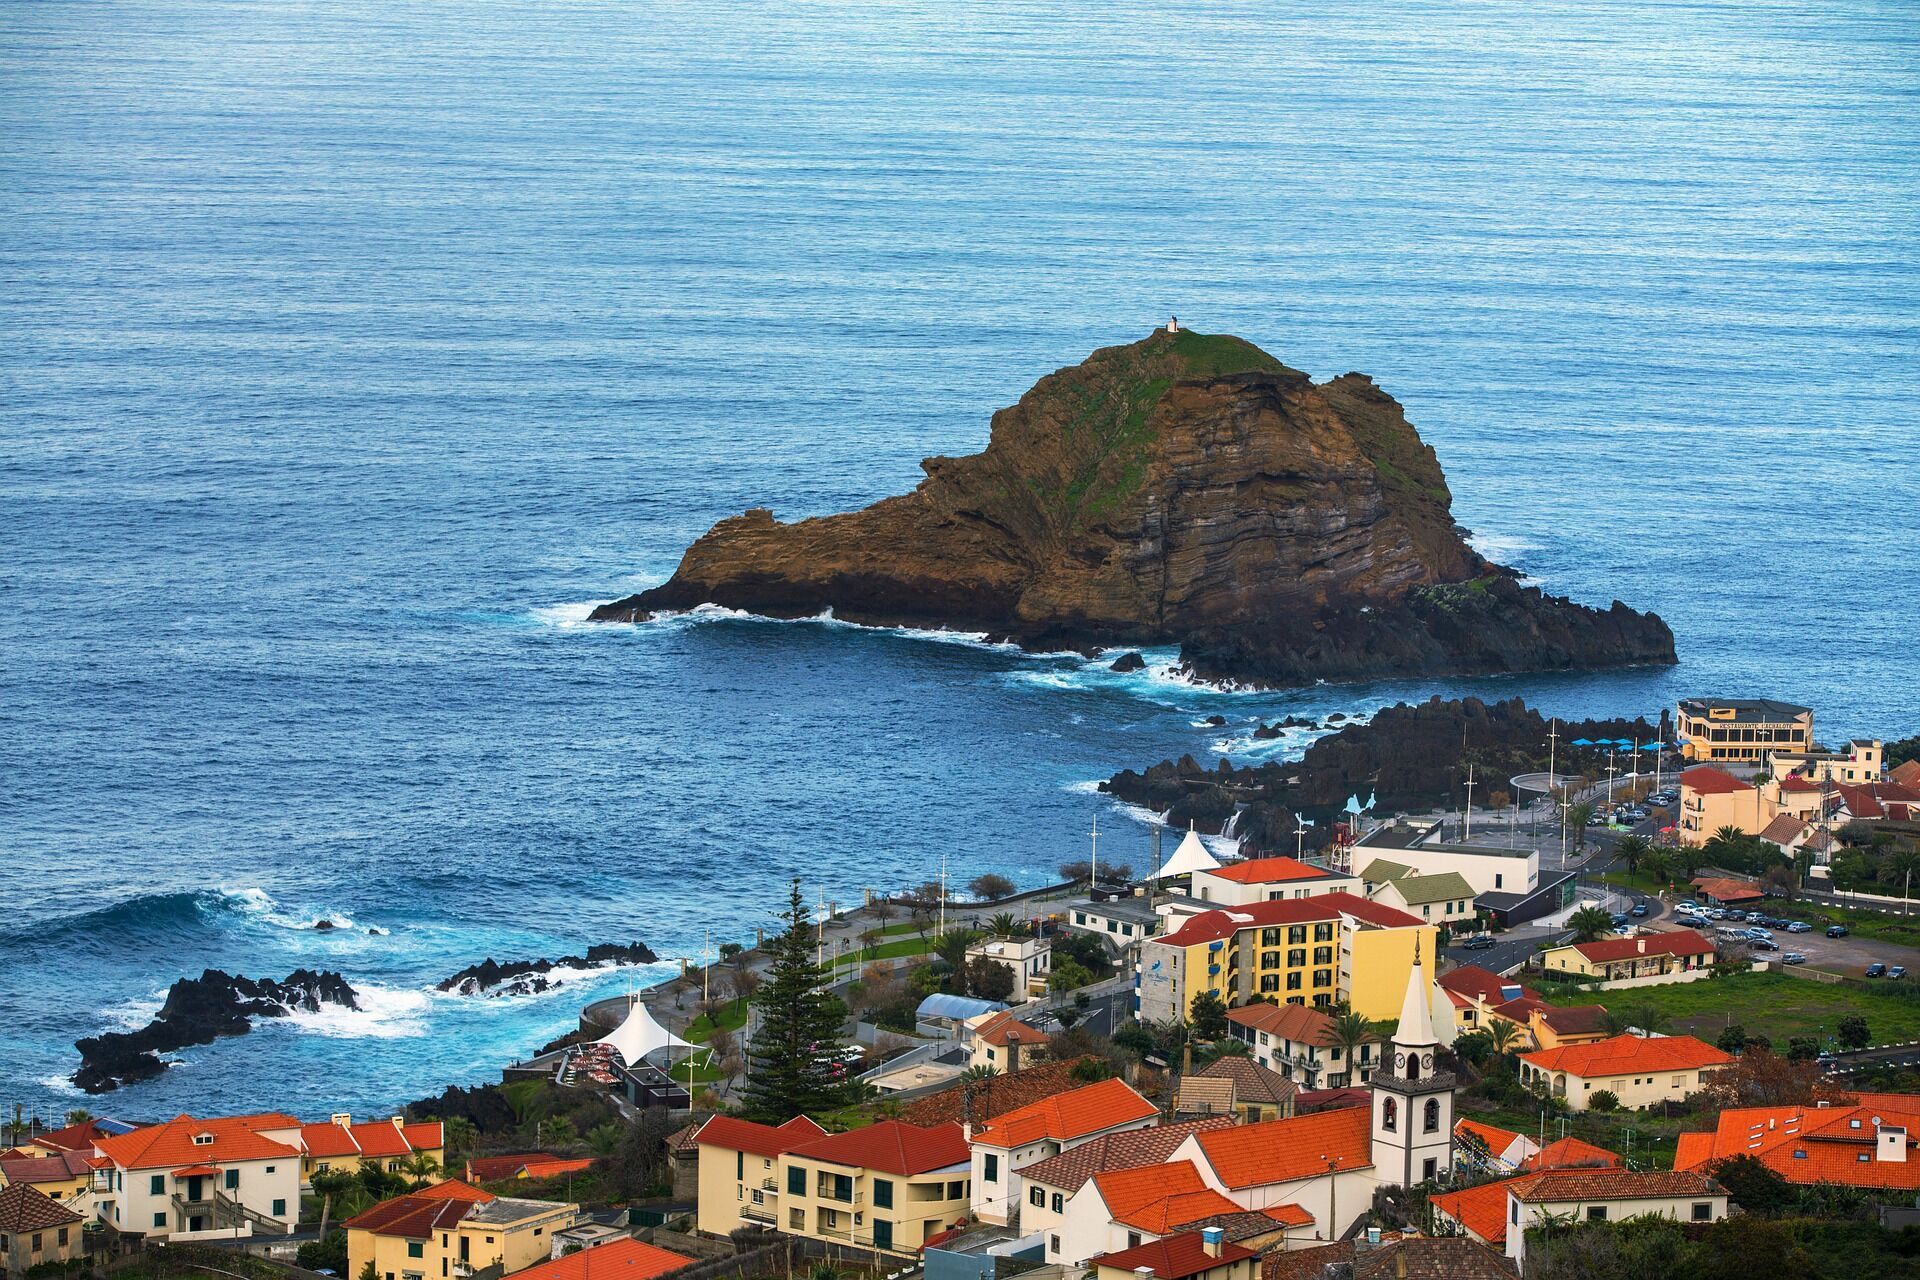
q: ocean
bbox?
[2,0,1915,1121]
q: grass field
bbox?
[1541,970,1920,1048]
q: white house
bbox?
[965,935,1052,1000]
[1188,857,1362,908]
[1504,1170,1728,1266]
[1014,1120,1235,1263]
[968,1079,1158,1228]
[1046,1161,1241,1265]
[91,1115,302,1240]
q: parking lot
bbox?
[1674,905,1920,979]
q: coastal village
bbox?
[7,697,1920,1280]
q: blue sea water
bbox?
[2,0,1917,1121]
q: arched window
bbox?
[1404,1051,1420,1081]
[1382,1098,1397,1132]
[1424,1098,1441,1134]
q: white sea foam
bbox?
[36,1075,83,1097]
[283,982,431,1040]
[530,601,597,628]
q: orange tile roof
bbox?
[1512,1168,1721,1203]
[1522,1137,1620,1171]
[1189,1107,1372,1188]
[1093,1163,1245,1234]
[1452,1119,1522,1157]
[1435,966,1532,1007]
[1519,1033,1730,1078]
[787,1120,969,1177]
[1430,1175,1533,1244]
[972,1078,1157,1149]
[228,1112,301,1130]
[1567,929,1715,965]
[29,1121,120,1155]
[416,1179,492,1202]
[1226,1002,1375,1049]
[345,1185,493,1237]
[94,1115,302,1171]
[1094,1231,1255,1278]
[506,1238,692,1280]
[1673,1101,1920,1189]
[1263,1203,1314,1227]
[691,1115,826,1160]
[1691,876,1763,903]
[1204,857,1341,885]
[1681,766,1753,796]
[971,1009,1053,1049]
[518,1158,594,1180]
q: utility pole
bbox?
[1089,811,1100,890]
[1547,719,1559,805]
[939,853,948,938]
[1463,764,1476,840]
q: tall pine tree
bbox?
[737,879,858,1121]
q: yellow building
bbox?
[694,1117,968,1257]
[300,1116,446,1186]
[345,1181,575,1280]
[1676,766,1776,845]
[1677,698,1812,764]
[1135,892,1435,1024]
[1541,930,1716,981]
[1518,1034,1732,1112]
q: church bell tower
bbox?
[1369,940,1455,1187]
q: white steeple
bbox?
[1394,937,1437,1049]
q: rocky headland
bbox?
[1102,696,1659,853]
[593,328,1675,687]
[437,941,658,997]
[73,969,359,1094]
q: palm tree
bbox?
[310,1168,356,1240]
[62,1109,93,1127]
[1566,802,1594,853]
[440,1116,477,1165]
[1485,1018,1523,1062]
[1640,848,1674,886]
[986,912,1021,938]
[400,1151,441,1188]
[1324,1011,1375,1084]
[933,928,982,974]
[1568,904,1615,943]
[586,1123,624,1158]
[1613,835,1652,877]
[536,1116,577,1150]
[959,1064,999,1082]
[1605,1003,1670,1037]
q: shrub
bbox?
[1589,1089,1620,1113]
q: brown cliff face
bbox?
[594,329,1675,686]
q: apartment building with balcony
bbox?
[1135,893,1434,1024]
[91,1114,303,1240]
[1224,1002,1380,1088]
[299,1115,446,1185]
[967,1078,1159,1227]
[690,1115,827,1235]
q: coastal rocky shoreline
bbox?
[1102,696,1659,853]
[594,328,1676,688]
[73,968,359,1095]
[437,942,660,997]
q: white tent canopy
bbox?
[596,998,697,1068]
[1153,823,1223,880]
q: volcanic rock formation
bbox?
[594,329,1674,686]
[437,941,658,997]
[73,969,359,1094]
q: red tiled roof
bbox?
[1674,1100,1920,1190]
[691,1115,826,1161]
[0,1150,95,1184]
[1681,766,1753,796]
[1204,857,1341,886]
[1453,1119,1522,1157]
[971,1009,1053,1049]
[1226,1002,1375,1048]
[898,1057,1100,1127]
[1436,966,1532,1007]
[1160,893,1422,947]
[1093,1232,1255,1279]
[1189,1107,1372,1188]
[1536,1005,1611,1038]
[228,1113,301,1130]
[1566,929,1715,965]
[94,1115,302,1171]
[1892,761,1920,791]
[972,1078,1157,1149]
[345,1188,488,1237]
[415,1179,492,1202]
[1021,1118,1235,1192]
[29,1121,119,1155]
[1759,815,1809,844]
[169,1164,221,1178]
[506,1238,691,1280]
[787,1120,969,1177]
[1777,776,1820,793]
[1263,1203,1313,1227]
[1431,1175,1532,1244]
[1522,1137,1620,1171]
[0,1184,84,1233]
[1294,1087,1370,1113]
[1520,1033,1730,1078]
[1093,1163,1244,1234]
[1691,876,1763,902]
[517,1158,594,1181]
[1512,1168,1720,1202]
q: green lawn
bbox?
[1457,1099,1687,1169]
[683,998,750,1042]
[1541,970,1920,1048]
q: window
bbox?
[1422,1158,1436,1182]
[225,1169,239,1190]
[1127,1233,1142,1248]
[788,1166,806,1196]
[1050,1236,1061,1256]
[947,1180,965,1200]
[1313,969,1332,987]
[983,1154,998,1184]
[1423,1098,1441,1133]
[1259,974,1280,993]
[789,1209,804,1230]
[1511,1200,1519,1224]
[737,1152,745,1180]
[154,1213,167,1228]
[408,1243,424,1259]
[1586,1207,1607,1222]
[265,1166,275,1174]
[58,1228,69,1247]
[317,1161,329,1173]
[1051,1193,1062,1212]
[1288,926,1307,945]
[1313,946,1332,965]
[1261,928,1284,947]
[1673,1075,1685,1087]
[1422,905,1431,918]
[1286,973,1302,991]
[1287,948,1305,967]
[1261,951,1282,970]
[1692,1203,1714,1221]
[31,1234,43,1253]
[873,1179,893,1208]
[273,1199,287,1217]
[1030,1187,1045,1208]
[1314,923,1334,942]
[873,1220,893,1251]
[150,1175,165,1196]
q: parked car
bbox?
[1750,938,1780,951]
[1866,963,1888,978]
[1610,912,1629,927]
[1630,903,1649,917]
[1892,966,1908,980]
[1746,911,1766,922]
[1786,921,1812,933]
[1783,952,1807,965]
[1746,928,1774,940]
[1708,908,1727,919]
[1461,934,1496,950]
[1588,813,1607,826]
[1827,925,1850,938]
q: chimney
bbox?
[1007,1030,1022,1076]
[1879,1126,1907,1163]
[1201,1227,1223,1258]
[331,1114,352,1128]
[1637,937,1647,954]
[391,1116,406,1132]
